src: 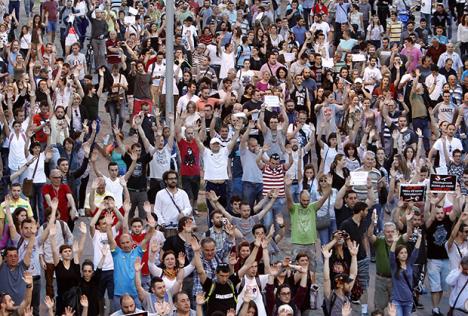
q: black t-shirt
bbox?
[405,224,427,264]
[340,218,367,260]
[163,235,187,259]
[80,271,101,316]
[335,205,353,230]
[123,152,152,190]
[426,215,453,259]
[203,277,238,315]
[55,261,81,295]
[242,99,262,116]
[81,94,99,121]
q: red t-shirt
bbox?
[106,39,120,64]
[42,184,72,222]
[178,139,201,176]
[32,113,49,143]
[91,207,125,226]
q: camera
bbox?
[222,217,227,225]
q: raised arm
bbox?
[206,191,233,222]
[284,176,294,212]
[133,257,147,302]
[105,213,117,251]
[190,237,207,284]
[73,222,87,264]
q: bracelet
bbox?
[26,284,32,288]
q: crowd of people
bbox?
[0,0,468,315]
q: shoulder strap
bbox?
[31,156,40,179]
[402,270,413,292]
[327,292,337,316]
[165,189,182,213]
[452,278,468,308]
[206,281,217,303]
[59,220,67,243]
[17,236,25,250]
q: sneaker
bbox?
[432,308,443,316]
[371,256,376,263]
[415,302,424,309]
[351,300,360,304]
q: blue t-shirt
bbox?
[112,245,144,297]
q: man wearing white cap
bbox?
[194,113,241,225]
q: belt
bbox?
[376,273,391,279]
[154,76,161,79]
[128,188,146,192]
[33,276,41,280]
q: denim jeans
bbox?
[242,181,263,209]
[91,38,107,69]
[23,0,33,17]
[392,300,413,316]
[108,100,126,130]
[412,117,431,153]
[206,181,228,227]
[318,218,337,245]
[290,183,301,203]
[8,1,19,20]
[230,177,243,199]
[31,183,45,224]
[263,197,285,230]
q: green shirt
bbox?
[290,203,318,245]
[374,237,391,277]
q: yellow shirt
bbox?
[0,197,34,219]
[84,191,114,210]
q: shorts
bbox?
[47,21,57,33]
[427,259,449,292]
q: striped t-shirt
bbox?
[262,164,286,197]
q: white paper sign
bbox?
[283,52,295,63]
[351,54,366,62]
[128,7,138,15]
[350,171,369,186]
[322,58,334,69]
[68,14,75,23]
[264,95,280,107]
[124,16,135,24]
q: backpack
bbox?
[206,279,238,304]
[322,292,337,316]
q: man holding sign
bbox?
[429,123,463,174]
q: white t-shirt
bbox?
[26,153,47,183]
[321,143,338,174]
[104,176,124,208]
[432,137,463,169]
[310,21,331,41]
[92,228,116,271]
[8,133,27,170]
[149,145,172,179]
[425,74,446,101]
[445,240,468,271]
[363,66,382,94]
[236,275,269,316]
[150,62,165,86]
[203,147,230,181]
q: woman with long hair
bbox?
[19,25,32,57]
[330,154,351,189]
[23,140,47,224]
[457,14,468,57]
[389,229,421,316]
[310,174,338,245]
[366,15,384,48]
[343,143,361,172]
[269,24,284,48]
[30,14,44,47]
[300,164,317,194]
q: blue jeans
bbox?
[242,181,263,209]
[8,1,19,20]
[206,181,228,227]
[23,0,33,17]
[412,117,430,153]
[31,183,45,224]
[392,300,413,316]
[231,177,242,199]
[263,197,285,230]
[318,219,337,245]
[290,183,301,203]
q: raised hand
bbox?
[64,306,75,316]
[190,236,201,252]
[387,303,397,316]
[154,301,171,316]
[177,252,186,267]
[119,176,127,187]
[22,271,33,286]
[228,252,238,266]
[44,296,54,310]
[134,257,143,272]
[150,240,160,254]
[147,213,157,228]
[80,295,89,308]
[348,241,359,257]
[105,212,114,226]
[284,175,293,186]
[23,306,33,316]
[269,264,280,276]
[79,221,87,234]
[143,201,152,214]
[195,292,206,306]
[322,247,333,259]
[342,302,352,316]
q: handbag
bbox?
[447,279,468,316]
[316,197,331,230]
[22,158,39,198]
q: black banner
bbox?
[429,174,457,193]
[400,184,426,202]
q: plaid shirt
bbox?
[191,238,233,298]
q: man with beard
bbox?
[322,240,359,316]
[425,195,459,316]
[286,179,332,273]
[368,215,397,311]
[403,209,428,309]
[289,74,312,118]
[154,170,192,237]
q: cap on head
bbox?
[210,137,222,145]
